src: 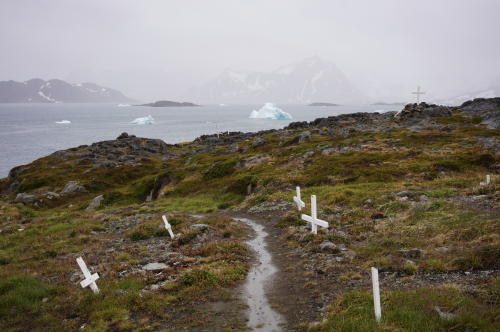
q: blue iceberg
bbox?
[249,103,292,120]
[131,115,154,125]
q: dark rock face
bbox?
[458,97,500,129]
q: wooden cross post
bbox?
[162,215,175,239]
[301,195,328,234]
[76,257,99,294]
[372,267,382,322]
[293,186,305,211]
[412,86,426,104]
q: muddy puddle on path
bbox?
[233,217,284,332]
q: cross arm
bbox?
[301,214,329,228]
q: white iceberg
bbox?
[131,115,154,125]
[249,103,292,120]
[55,120,71,124]
[220,104,229,106]
[118,104,131,107]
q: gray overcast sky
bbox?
[1,0,499,95]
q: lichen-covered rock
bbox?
[252,138,267,147]
[14,193,38,204]
[190,224,209,232]
[61,181,87,195]
[86,195,104,211]
[320,241,340,254]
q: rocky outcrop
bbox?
[458,97,500,129]
[398,102,453,118]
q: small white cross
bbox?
[76,257,99,294]
[480,175,491,187]
[301,195,328,234]
[293,186,305,211]
[216,124,220,138]
[412,86,426,104]
[227,126,229,135]
[162,215,175,239]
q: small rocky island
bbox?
[136,100,200,107]
[308,102,340,106]
[372,102,405,105]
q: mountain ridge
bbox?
[0,78,138,103]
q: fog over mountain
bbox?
[182,56,370,104]
[1,1,500,103]
[66,68,207,103]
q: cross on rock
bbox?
[162,215,175,239]
[216,124,220,138]
[412,86,426,104]
[293,186,305,211]
[76,257,99,294]
[301,195,329,234]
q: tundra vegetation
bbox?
[1,98,500,331]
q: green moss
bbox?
[203,159,238,180]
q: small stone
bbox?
[472,195,487,201]
[190,224,209,232]
[434,307,458,321]
[399,196,409,202]
[42,298,48,303]
[86,195,104,211]
[150,284,160,291]
[405,259,416,265]
[420,195,428,202]
[370,212,386,219]
[399,248,426,258]
[142,262,168,271]
[396,191,407,197]
[115,289,126,297]
[434,247,448,253]
[364,199,373,206]
[345,252,356,260]
[252,138,267,147]
[320,241,340,254]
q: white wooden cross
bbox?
[227,126,229,135]
[76,257,99,294]
[372,267,381,322]
[293,186,305,211]
[216,124,220,138]
[301,195,328,234]
[480,175,491,187]
[162,215,175,239]
[412,86,425,104]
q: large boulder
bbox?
[399,103,452,118]
[86,195,104,211]
[60,181,87,195]
[14,193,38,204]
[251,138,267,147]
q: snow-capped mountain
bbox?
[0,78,138,103]
[66,68,208,103]
[181,56,371,104]
[432,87,500,106]
[431,76,500,105]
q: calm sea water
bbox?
[0,103,401,178]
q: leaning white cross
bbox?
[76,257,99,294]
[480,175,491,187]
[301,195,329,234]
[412,86,426,104]
[162,215,175,239]
[293,186,305,211]
[372,267,382,322]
